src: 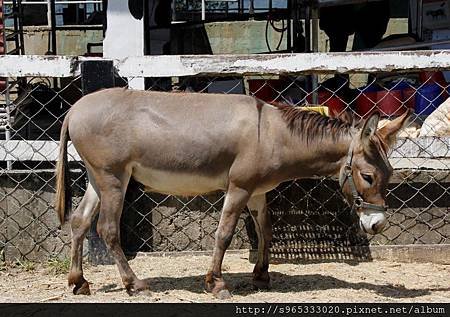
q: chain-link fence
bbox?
[0,53,449,263]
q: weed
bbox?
[47,257,70,275]
[15,259,36,272]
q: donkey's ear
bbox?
[360,112,380,144]
[378,109,412,148]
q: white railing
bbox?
[0,51,450,170]
[2,50,450,77]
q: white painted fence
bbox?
[1,51,449,260]
[1,51,450,167]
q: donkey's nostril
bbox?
[372,223,378,232]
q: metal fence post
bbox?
[81,60,115,265]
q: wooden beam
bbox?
[0,140,80,161]
[2,51,450,77]
[390,137,450,159]
[115,51,450,77]
[0,55,81,77]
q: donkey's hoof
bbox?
[252,278,270,290]
[205,280,214,293]
[72,279,91,295]
[126,280,151,296]
[214,289,232,300]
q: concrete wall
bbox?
[0,170,84,261]
[22,26,103,56]
[189,18,408,54]
[1,170,448,262]
[205,21,287,54]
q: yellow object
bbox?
[300,105,329,116]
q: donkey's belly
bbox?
[131,164,228,196]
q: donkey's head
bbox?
[339,110,411,234]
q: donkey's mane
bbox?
[271,102,354,144]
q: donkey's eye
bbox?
[361,173,373,185]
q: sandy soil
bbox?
[0,251,449,303]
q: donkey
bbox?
[55,88,410,299]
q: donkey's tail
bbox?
[55,113,72,225]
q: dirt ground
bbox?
[0,251,449,303]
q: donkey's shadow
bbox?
[97,272,448,299]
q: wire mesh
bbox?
[0,66,449,262]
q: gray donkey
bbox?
[55,88,410,298]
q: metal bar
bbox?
[4,78,12,170]
[13,0,19,52]
[311,9,319,52]
[287,0,292,51]
[304,0,311,53]
[101,0,106,36]
[46,0,50,27]
[1,9,12,169]
[75,0,80,25]
[143,0,150,55]
[311,6,319,104]
[17,0,24,54]
[49,0,56,54]
[417,0,423,40]
[201,0,205,21]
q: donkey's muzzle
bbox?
[359,211,387,235]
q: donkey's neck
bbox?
[281,130,355,179]
[268,105,359,180]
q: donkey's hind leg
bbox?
[247,194,272,290]
[94,169,149,295]
[68,180,100,295]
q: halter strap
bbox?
[340,143,386,213]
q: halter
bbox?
[339,143,386,213]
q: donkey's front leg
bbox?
[205,183,251,299]
[247,194,272,290]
